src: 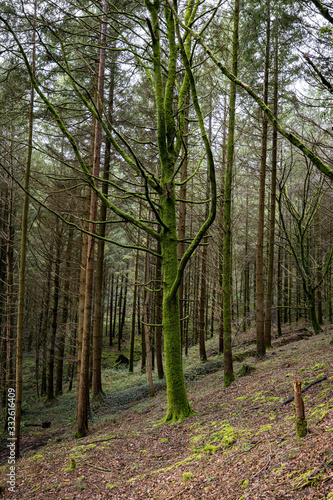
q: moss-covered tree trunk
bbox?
[160,196,192,421]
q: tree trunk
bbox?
[55,229,72,396]
[143,237,154,397]
[256,0,270,358]
[294,379,307,437]
[264,30,278,347]
[223,0,240,386]
[155,240,164,378]
[47,224,61,401]
[92,3,110,398]
[14,0,36,455]
[77,1,107,435]
[178,91,189,349]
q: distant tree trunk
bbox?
[120,271,128,338]
[55,229,72,396]
[264,31,278,347]
[198,103,212,361]
[76,188,90,414]
[256,0,270,358]
[178,91,189,349]
[41,256,52,396]
[328,258,332,323]
[118,273,124,351]
[109,274,114,346]
[92,46,114,396]
[47,223,61,401]
[129,248,139,373]
[219,95,227,353]
[198,244,208,361]
[6,129,14,395]
[14,0,36,456]
[155,240,164,378]
[113,275,119,341]
[143,237,154,397]
[277,224,283,337]
[243,191,250,332]
[283,249,289,323]
[223,0,239,386]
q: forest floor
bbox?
[1,325,333,499]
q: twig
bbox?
[274,375,327,409]
[82,436,119,445]
[86,463,113,472]
[250,436,272,480]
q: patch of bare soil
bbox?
[1,330,333,499]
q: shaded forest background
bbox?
[0,0,332,453]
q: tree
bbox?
[222,0,240,386]
[1,0,218,430]
[278,162,333,335]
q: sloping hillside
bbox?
[1,329,333,499]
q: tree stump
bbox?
[294,379,307,437]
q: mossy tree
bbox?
[1,0,217,430]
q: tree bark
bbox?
[14,0,37,456]
[223,0,240,386]
[77,1,107,435]
[47,223,61,401]
[264,30,278,347]
[256,0,271,358]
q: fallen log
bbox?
[274,375,327,410]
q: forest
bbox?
[0,0,333,498]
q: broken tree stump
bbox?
[294,379,307,437]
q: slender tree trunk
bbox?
[243,191,250,332]
[223,0,240,386]
[109,274,114,346]
[264,31,278,347]
[47,224,61,401]
[92,45,114,395]
[77,1,107,436]
[6,129,14,396]
[55,230,72,395]
[256,0,270,358]
[155,240,164,378]
[14,0,37,456]
[41,257,52,396]
[129,248,139,373]
[277,225,283,337]
[177,92,189,349]
[143,237,154,397]
[117,273,124,351]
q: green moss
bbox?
[204,444,220,455]
[106,484,117,489]
[237,364,255,377]
[295,417,307,437]
[224,370,235,387]
[65,459,76,471]
[312,363,326,371]
[183,472,193,484]
[31,454,44,460]
[256,424,272,434]
[240,479,249,489]
[293,467,324,489]
[159,438,168,443]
